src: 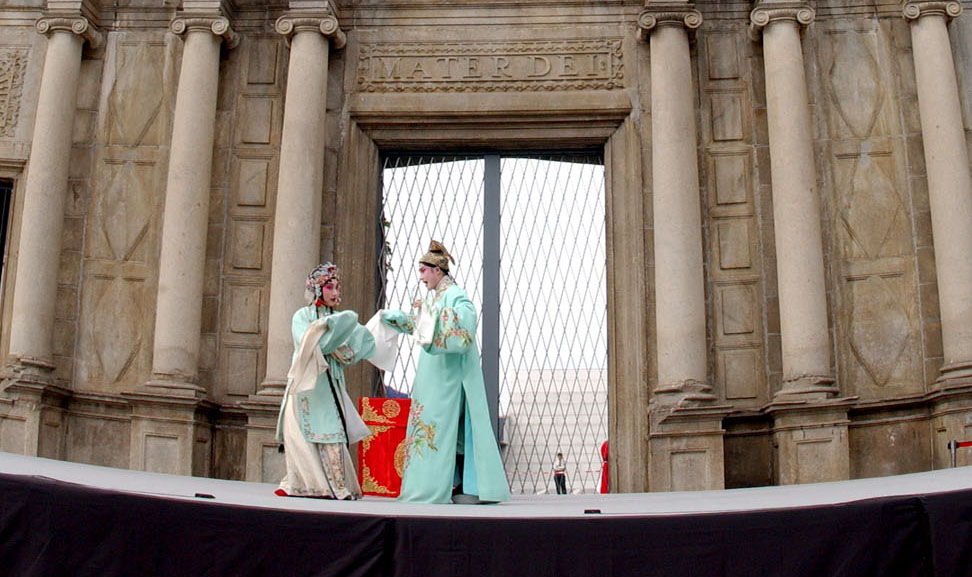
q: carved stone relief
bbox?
[356,39,624,92]
[0,47,29,138]
[820,22,923,398]
[699,26,767,406]
[77,37,170,392]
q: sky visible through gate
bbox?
[378,155,608,494]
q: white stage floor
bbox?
[2,450,970,518]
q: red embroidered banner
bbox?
[357,397,410,497]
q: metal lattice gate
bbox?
[377,153,607,495]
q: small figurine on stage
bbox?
[553,452,567,495]
[275,263,376,500]
[382,241,511,504]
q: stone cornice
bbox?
[749,2,815,38]
[902,0,963,21]
[275,13,347,49]
[35,15,104,49]
[170,15,240,50]
[636,2,703,40]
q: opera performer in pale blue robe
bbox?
[275,263,375,500]
[382,241,511,504]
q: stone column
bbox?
[242,3,346,483]
[751,2,836,399]
[904,1,972,388]
[638,3,709,401]
[127,8,236,477]
[0,12,102,457]
[7,15,101,380]
[260,11,346,396]
[147,14,238,397]
[638,2,728,492]
[752,1,850,485]
[903,0,972,469]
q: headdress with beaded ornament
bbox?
[305,262,341,306]
[419,240,455,273]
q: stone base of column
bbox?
[774,374,840,401]
[254,377,287,398]
[934,360,972,390]
[766,397,856,485]
[140,377,209,400]
[238,396,286,483]
[927,383,972,468]
[648,401,731,491]
[122,389,216,477]
[0,370,70,459]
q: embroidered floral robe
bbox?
[383,278,511,504]
[277,307,375,444]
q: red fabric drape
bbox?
[357,398,411,497]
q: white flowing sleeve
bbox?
[365,310,400,372]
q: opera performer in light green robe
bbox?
[275,263,376,499]
[382,241,511,504]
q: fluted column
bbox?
[6,15,102,379]
[148,14,237,396]
[258,9,346,396]
[751,2,836,399]
[903,0,972,388]
[637,4,712,401]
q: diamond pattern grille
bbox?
[377,153,607,495]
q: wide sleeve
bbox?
[423,293,476,355]
[381,309,415,335]
[330,323,376,366]
[315,310,360,354]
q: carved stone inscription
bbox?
[0,48,28,137]
[357,40,623,92]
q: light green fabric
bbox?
[276,307,375,445]
[384,278,511,504]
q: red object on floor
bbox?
[357,397,411,497]
[274,488,288,497]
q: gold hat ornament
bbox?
[419,240,455,272]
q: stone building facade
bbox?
[0,0,970,492]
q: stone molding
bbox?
[275,14,347,49]
[35,15,104,49]
[749,2,815,38]
[170,15,240,50]
[902,1,963,20]
[636,2,703,40]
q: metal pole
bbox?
[483,154,502,443]
[949,440,958,468]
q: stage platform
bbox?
[2,451,970,576]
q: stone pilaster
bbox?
[751,2,836,399]
[244,0,346,483]
[128,3,236,476]
[639,2,729,491]
[0,6,102,457]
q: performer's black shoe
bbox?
[451,493,482,504]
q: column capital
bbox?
[35,15,103,49]
[170,15,239,50]
[902,1,963,21]
[750,2,815,38]
[637,2,703,40]
[275,13,346,49]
